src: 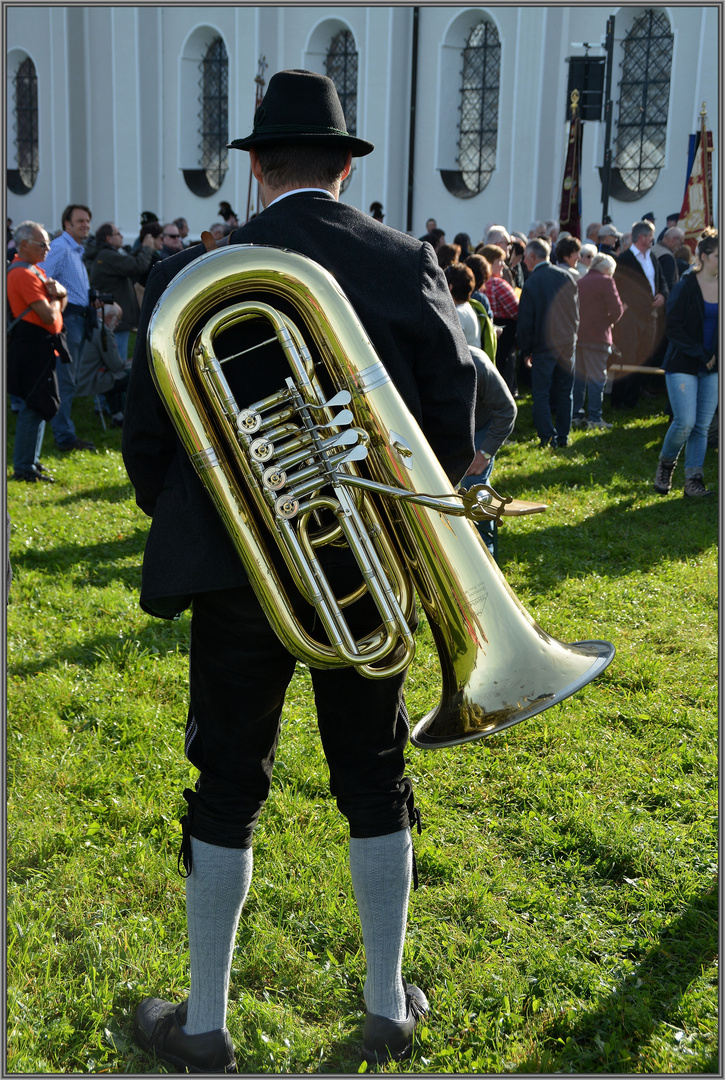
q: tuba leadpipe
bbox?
[147,245,614,747]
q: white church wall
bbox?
[6,5,718,249]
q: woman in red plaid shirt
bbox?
[480,244,520,320]
[480,243,520,394]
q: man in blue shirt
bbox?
[41,204,96,452]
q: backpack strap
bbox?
[7,261,47,331]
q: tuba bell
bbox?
[147,245,614,749]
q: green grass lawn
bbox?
[6,388,718,1073]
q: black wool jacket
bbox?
[662,270,718,375]
[122,192,476,617]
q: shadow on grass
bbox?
[9,528,147,591]
[53,482,135,505]
[522,881,718,1073]
[501,494,717,595]
[7,616,190,679]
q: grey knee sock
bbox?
[349,829,412,1021]
[184,837,253,1035]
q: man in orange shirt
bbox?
[7,221,69,482]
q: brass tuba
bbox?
[147,245,614,748]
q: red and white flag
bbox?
[680,105,714,253]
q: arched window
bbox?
[8,55,39,195]
[182,33,229,197]
[325,29,358,193]
[612,8,673,200]
[326,29,358,134]
[442,19,501,198]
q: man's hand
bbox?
[465,449,492,476]
[141,233,158,249]
[652,293,665,308]
[44,278,67,300]
[524,354,533,369]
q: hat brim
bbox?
[228,131,374,157]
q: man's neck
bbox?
[264,185,337,209]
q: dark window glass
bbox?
[198,37,229,192]
[326,29,358,193]
[457,20,500,196]
[614,9,673,194]
[11,56,39,193]
[326,29,358,134]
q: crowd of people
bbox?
[6,67,718,1075]
[6,200,242,483]
[7,193,718,502]
[422,212,718,497]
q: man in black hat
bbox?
[123,69,475,1073]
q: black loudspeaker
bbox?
[566,57,606,121]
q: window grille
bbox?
[9,56,39,194]
[614,9,673,195]
[198,37,229,192]
[326,29,358,192]
[326,30,358,135]
[457,20,500,196]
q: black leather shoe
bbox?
[133,997,237,1073]
[58,438,96,452]
[12,471,55,484]
[362,982,429,1063]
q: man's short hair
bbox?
[525,238,550,262]
[631,220,655,244]
[556,236,581,261]
[13,220,44,246]
[61,204,92,230]
[664,227,685,244]
[444,263,475,304]
[256,144,350,190]
[95,222,115,245]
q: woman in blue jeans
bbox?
[654,228,718,498]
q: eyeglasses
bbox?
[28,240,51,249]
[163,232,180,239]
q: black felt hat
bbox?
[228,69,373,156]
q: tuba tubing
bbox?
[147,245,615,748]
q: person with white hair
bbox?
[652,226,686,290]
[483,224,510,248]
[576,242,597,276]
[76,301,132,426]
[543,220,560,249]
[572,252,625,430]
[7,220,69,481]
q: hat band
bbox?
[252,122,351,138]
